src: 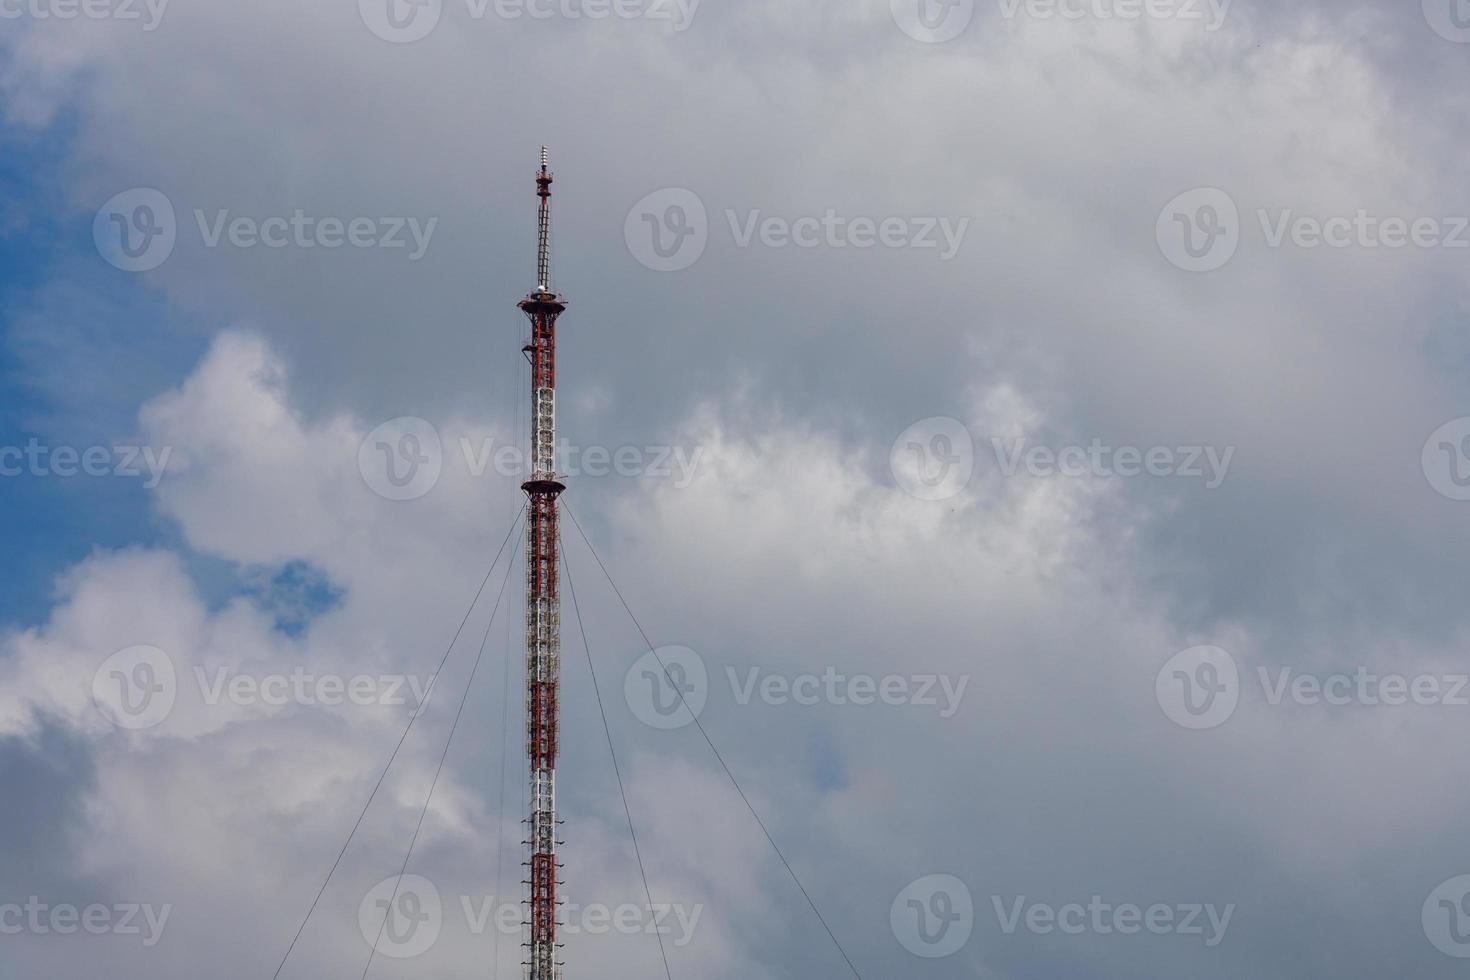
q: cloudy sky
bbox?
[4,0,1470,977]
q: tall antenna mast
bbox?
[536,145,553,291]
[519,146,567,980]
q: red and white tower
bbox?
[520,146,567,980]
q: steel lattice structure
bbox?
[520,146,567,980]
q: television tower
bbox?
[519,146,567,980]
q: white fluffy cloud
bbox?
[5,1,1470,977]
[2,325,1463,977]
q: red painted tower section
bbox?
[520,146,566,980]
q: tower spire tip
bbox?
[534,145,553,291]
